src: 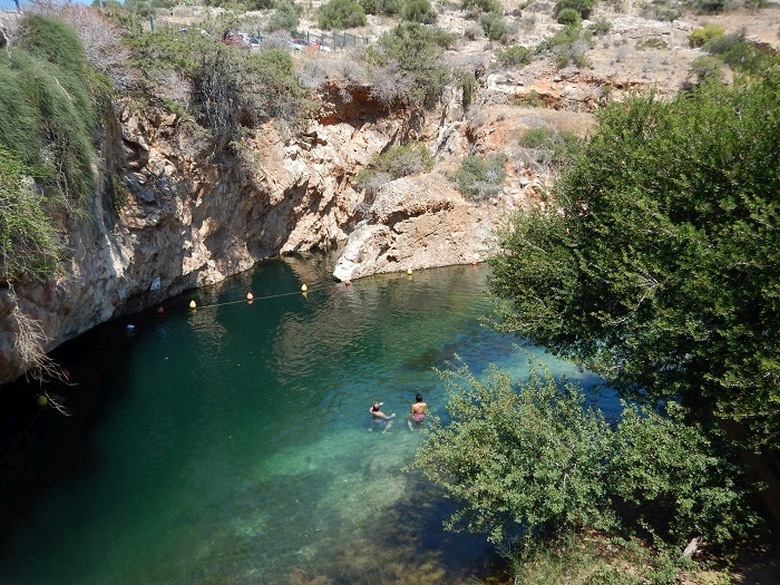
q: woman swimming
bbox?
[408,393,428,430]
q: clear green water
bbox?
[0,256,615,585]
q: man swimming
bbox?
[370,401,396,433]
[408,393,428,430]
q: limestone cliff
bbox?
[0,80,540,385]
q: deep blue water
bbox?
[0,255,617,584]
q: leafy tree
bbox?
[488,72,780,452]
[410,364,759,547]
[411,365,618,544]
[318,0,367,30]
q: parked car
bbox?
[287,39,309,51]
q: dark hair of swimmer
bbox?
[372,402,381,411]
[415,393,423,402]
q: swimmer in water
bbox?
[408,393,428,430]
[370,401,396,433]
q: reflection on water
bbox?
[0,255,616,585]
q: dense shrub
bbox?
[553,0,595,20]
[480,11,508,41]
[556,7,581,25]
[7,14,98,211]
[401,0,437,23]
[318,0,367,30]
[462,0,503,15]
[265,0,300,33]
[702,32,779,74]
[495,44,534,68]
[363,22,454,108]
[0,149,63,281]
[358,0,379,13]
[378,0,404,16]
[689,22,725,47]
[354,141,434,193]
[689,0,730,13]
[412,364,761,547]
[588,17,612,36]
[689,55,724,83]
[452,153,506,200]
[536,24,593,68]
[518,126,582,168]
[128,31,311,142]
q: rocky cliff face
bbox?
[0,78,540,384]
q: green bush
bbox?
[637,37,667,50]
[556,7,581,25]
[689,23,725,47]
[462,0,503,14]
[457,69,478,109]
[363,22,454,108]
[354,140,434,192]
[495,44,533,68]
[0,149,63,280]
[358,0,379,14]
[689,0,730,13]
[553,0,595,20]
[411,364,761,547]
[453,153,506,200]
[128,31,311,140]
[511,90,545,107]
[717,39,776,75]
[379,0,404,15]
[266,0,300,33]
[519,126,582,167]
[689,55,724,83]
[4,14,98,212]
[318,0,367,30]
[536,24,593,68]
[401,0,437,22]
[480,11,507,41]
[588,17,612,36]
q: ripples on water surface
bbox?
[0,256,617,585]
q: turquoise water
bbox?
[0,256,616,585]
